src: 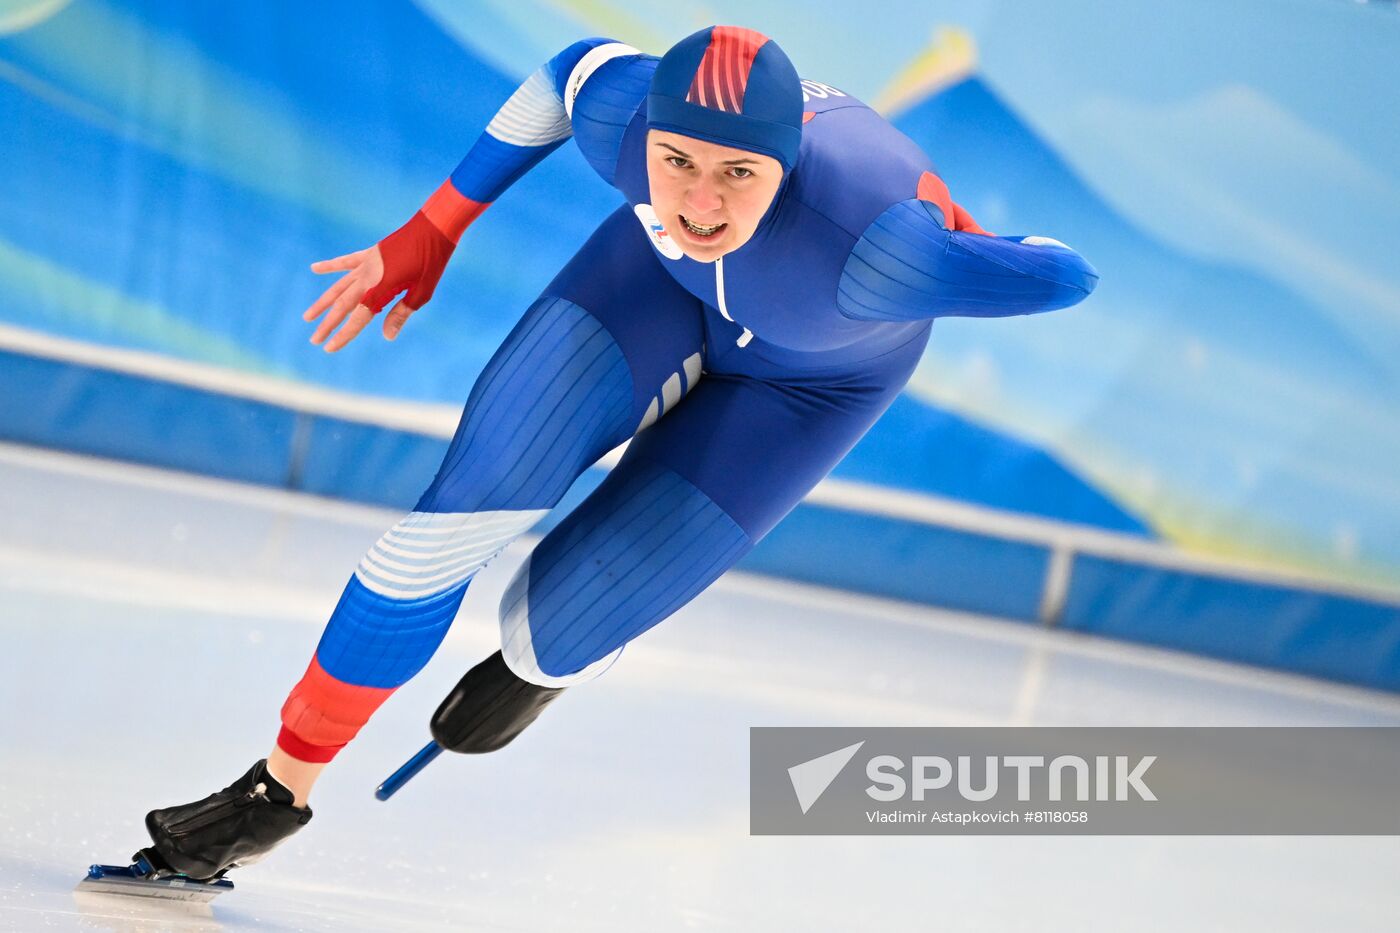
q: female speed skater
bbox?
[133,26,1097,882]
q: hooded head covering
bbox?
[647,26,803,172]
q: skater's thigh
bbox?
[624,371,902,540]
[499,374,901,681]
[417,206,704,514]
[540,206,706,414]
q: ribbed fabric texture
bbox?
[279,655,396,752]
[314,575,471,689]
[486,68,573,146]
[571,55,656,184]
[354,509,547,601]
[449,46,580,203]
[500,459,749,683]
[418,296,635,514]
[837,200,1098,322]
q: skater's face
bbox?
[646,130,783,262]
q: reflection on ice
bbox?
[72,890,220,932]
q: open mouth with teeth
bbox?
[680,214,727,239]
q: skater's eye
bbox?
[665,155,692,170]
[728,166,753,179]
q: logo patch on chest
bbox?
[634,203,684,260]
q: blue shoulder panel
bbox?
[569,55,656,186]
[838,200,1099,322]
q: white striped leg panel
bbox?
[499,553,622,687]
[354,509,549,601]
[635,351,703,433]
[485,68,573,147]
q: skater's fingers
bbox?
[302,274,354,322]
[324,305,375,353]
[382,298,416,341]
[310,249,368,275]
[310,277,367,345]
[309,298,350,346]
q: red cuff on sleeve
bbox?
[276,725,344,764]
[422,179,490,244]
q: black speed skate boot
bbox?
[377,652,566,799]
[140,760,312,882]
[431,650,566,753]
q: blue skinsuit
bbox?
[311,39,1098,693]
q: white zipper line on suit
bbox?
[714,258,754,347]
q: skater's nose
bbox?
[684,175,723,217]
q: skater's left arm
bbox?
[836,173,1099,322]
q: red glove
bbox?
[360,180,488,314]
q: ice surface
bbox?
[2,441,1399,932]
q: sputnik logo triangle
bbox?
[787,741,865,815]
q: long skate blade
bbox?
[76,864,234,903]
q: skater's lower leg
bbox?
[264,748,325,808]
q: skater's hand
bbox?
[304,210,458,352]
[303,246,396,352]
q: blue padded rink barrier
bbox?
[3,440,1400,932]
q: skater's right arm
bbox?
[304,38,646,351]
